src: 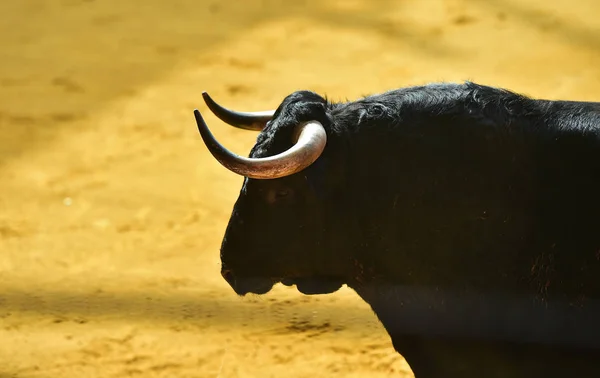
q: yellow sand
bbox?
[1,0,599,376]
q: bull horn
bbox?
[202,92,275,131]
[194,109,326,179]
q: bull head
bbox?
[194,91,348,296]
[194,92,328,179]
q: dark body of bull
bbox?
[194,82,600,378]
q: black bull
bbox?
[193,82,600,378]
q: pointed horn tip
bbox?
[202,92,215,105]
[193,109,204,130]
[201,91,219,109]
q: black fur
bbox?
[216,82,600,377]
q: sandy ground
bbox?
[1,0,600,377]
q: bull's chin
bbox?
[282,277,344,295]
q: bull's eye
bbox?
[276,189,290,198]
[266,187,294,204]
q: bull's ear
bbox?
[303,156,326,198]
[303,147,345,201]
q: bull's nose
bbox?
[221,268,235,286]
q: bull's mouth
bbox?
[227,276,344,296]
[229,276,276,296]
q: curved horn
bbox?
[202,92,275,131]
[194,109,326,179]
